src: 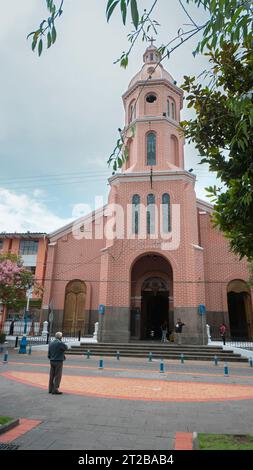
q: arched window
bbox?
[167,99,170,117]
[129,100,136,123]
[170,135,179,166]
[162,193,171,233]
[147,132,156,166]
[167,97,176,120]
[132,194,140,234]
[147,193,155,234]
[171,100,176,120]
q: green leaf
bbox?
[120,55,128,68]
[52,26,57,44]
[131,0,139,30]
[38,39,43,57]
[106,1,120,22]
[47,32,52,49]
[31,35,38,52]
[120,0,127,25]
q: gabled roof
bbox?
[49,205,107,242]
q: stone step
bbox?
[67,342,248,362]
[66,350,247,362]
[72,346,232,354]
[72,347,235,355]
[80,342,224,350]
[77,344,225,352]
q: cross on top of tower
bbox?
[149,37,156,47]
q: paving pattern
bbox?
[2,369,253,402]
[1,354,253,450]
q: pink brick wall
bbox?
[199,212,252,312]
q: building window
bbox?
[27,266,36,275]
[0,240,3,251]
[132,194,140,234]
[147,132,156,166]
[167,97,176,120]
[19,240,39,255]
[129,100,136,123]
[167,100,170,117]
[146,93,157,103]
[147,193,155,234]
[162,193,171,233]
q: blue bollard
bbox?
[160,359,164,373]
[28,345,32,355]
[116,351,120,360]
[148,352,153,362]
[224,362,229,376]
[3,351,8,363]
[99,358,104,369]
[180,353,184,364]
[214,355,218,366]
[86,350,91,359]
[19,336,27,354]
[249,357,253,367]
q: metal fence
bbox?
[210,326,253,351]
[1,320,82,346]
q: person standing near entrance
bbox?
[161,322,168,343]
[9,319,15,336]
[219,323,226,345]
[48,332,68,395]
[175,319,185,345]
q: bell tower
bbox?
[122,43,184,173]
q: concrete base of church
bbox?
[99,306,130,343]
[174,307,208,345]
[98,305,208,345]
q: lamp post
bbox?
[19,287,33,354]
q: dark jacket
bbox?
[48,339,68,362]
[175,322,185,333]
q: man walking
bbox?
[48,332,68,395]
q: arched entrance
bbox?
[63,280,86,335]
[227,280,253,339]
[130,253,173,340]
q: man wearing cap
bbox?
[48,332,68,395]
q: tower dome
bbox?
[128,42,175,90]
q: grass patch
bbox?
[0,416,13,426]
[198,434,253,450]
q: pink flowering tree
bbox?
[0,253,42,329]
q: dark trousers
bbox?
[49,361,63,393]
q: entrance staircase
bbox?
[66,342,248,362]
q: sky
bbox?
[0,0,217,233]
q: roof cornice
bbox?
[122,79,183,106]
[108,170,196,185]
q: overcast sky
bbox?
[0,0,216,233]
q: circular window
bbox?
[147,67,155,75]
[146,94,157,103]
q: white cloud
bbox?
[33,188,46,198]
[0,188,72,233]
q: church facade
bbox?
[42,45,253,344]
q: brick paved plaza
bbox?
[1,351,253,450]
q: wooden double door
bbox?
[63,280,86,335]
